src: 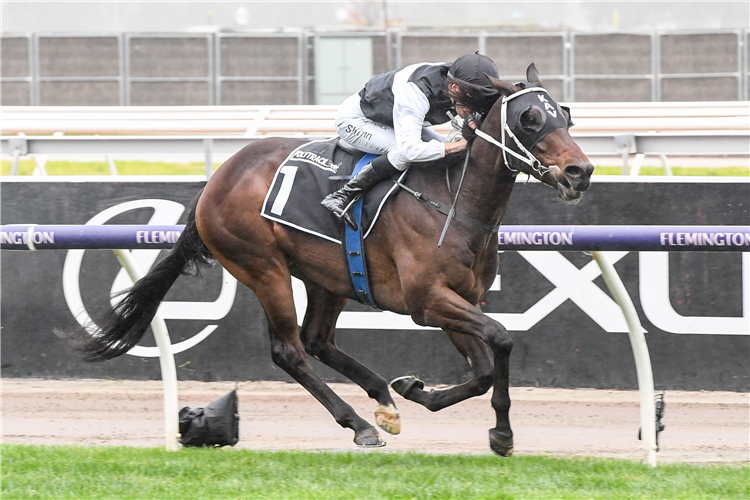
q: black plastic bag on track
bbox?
[179,389,239,447]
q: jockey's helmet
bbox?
[448,53,499,92]
[447,53,500,115]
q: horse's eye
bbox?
[520,108,544,133]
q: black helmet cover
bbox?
[447,52,501,115]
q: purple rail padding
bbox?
[497,225,750,251]
[0,225,184,250]
[1,224,748,251]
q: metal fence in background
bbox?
[2,29,748,106]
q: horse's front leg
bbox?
[414,288,514,457]
[299,282,401,435]
[391,327,494,412]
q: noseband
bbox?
[474,86,571,179]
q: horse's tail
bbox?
[58,190,213,362]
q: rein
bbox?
[393,87,565,246]
[437,143,472,247]
[394,145,499,243]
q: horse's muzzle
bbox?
[563,163,594,192]
[548,163,593,201]
[556,181,582,201]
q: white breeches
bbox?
[335,94,445,171]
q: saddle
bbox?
[261,138,400,244]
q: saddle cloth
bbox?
[261,138,400,244]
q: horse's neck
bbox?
[402,150,514,239]
[455,145,516,228]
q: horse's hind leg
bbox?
[299,282,401,435]
[241,267,385,448]
[391,327,494,412]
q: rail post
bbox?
[112,248,181,452]
[204,138,214,179]
[614,134,636,175]
[592,251,657,466]
[8,136,27,176]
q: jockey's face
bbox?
[455,103,471,119]
[448,83,471,119]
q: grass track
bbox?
[1,160,214,176]
[2,160,749,177]
[2,445,748,500]
[589,165,749,176]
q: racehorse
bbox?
[64,64,594,456]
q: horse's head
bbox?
[479,63,594,201]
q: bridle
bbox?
[398,85,573,246]
[474,86,571,180]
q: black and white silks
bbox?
[336,62,457,170]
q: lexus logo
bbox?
[62,199,238,357]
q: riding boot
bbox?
[321,162,381,231]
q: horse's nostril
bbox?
[564,164,584,179]
[563,164,592,191]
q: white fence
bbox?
[2,102,749,176]
[3,102,749,135]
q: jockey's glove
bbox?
[462,113,481,143]
[447,112,465,142]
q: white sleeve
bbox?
[422,126,449,144]
[391,82,447,163]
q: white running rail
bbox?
[2,103,748,177]
[3,102,749,135]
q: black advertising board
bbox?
[1,177,748,391]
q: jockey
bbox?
[321,52,502,230]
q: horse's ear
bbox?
[526,63,543,87]
[487,75,515,97]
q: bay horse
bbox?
[66,64,594,456]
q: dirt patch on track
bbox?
[2,378,747,464]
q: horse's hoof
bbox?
[489,428,514,457]
[390,376,424,399]
[374,404,401,435]
[354,427,386,448]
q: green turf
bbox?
[592,165,750,177]
[2,160,749,177]
[2,445,747,500]
[0,160,217,176]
